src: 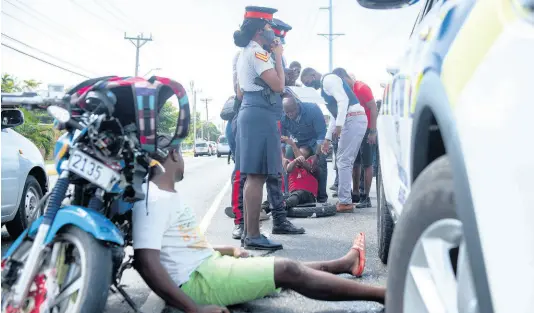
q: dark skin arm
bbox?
[260,43,285,93]
[281,136,302,159]
[134,249,229,313]
[236,82,243,101]
[286,158,299,173]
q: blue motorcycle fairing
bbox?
[2,206,124,260]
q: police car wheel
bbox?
[376,163,394,265]
[385,156,472,312]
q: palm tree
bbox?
[2,73,21,92]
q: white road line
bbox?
[199,179,231,233]
[140,178,231,313]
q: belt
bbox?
[347,111,366,117]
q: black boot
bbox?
[232,224,244,240]
[261,201,272,214]
[244,235,283,251]
[225,206,235,218]
[272,219,305,235]
[356,195,372,208]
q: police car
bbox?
[356,0,534,312]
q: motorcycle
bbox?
[1,76,190,313]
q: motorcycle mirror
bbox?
[47,105,71,124]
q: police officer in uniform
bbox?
[234,6,304,250]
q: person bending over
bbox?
[133,139,385,313]
[282,138,319,208]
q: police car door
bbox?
[382,0,445,216]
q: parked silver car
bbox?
[1,108,48,237]
[216,135,230,158]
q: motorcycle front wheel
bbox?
[3,225,113,313]
[51,225,113,313]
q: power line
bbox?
[124,33,153,76]
[2,43,90,78]
[318,0,345,72]
[1,11,56,39]
[6,0,84,41]
[70,0,124,33]
[2,33,99,76]
[94,0,139,32]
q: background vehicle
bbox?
[216,135,230,158]
[208,141,217,155]
[357,0,534,312]
[1,106,48,238]
[194,140,212,157]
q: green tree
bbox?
[2,73,20,92]
[2,73,54,158]
[15,108,55,158]
[1,73,41,92]
[158,101,180,135]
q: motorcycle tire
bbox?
[287,203,336,218]
[54,225,113,313]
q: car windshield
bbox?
[219,137,228,144]
[196,143,207,148]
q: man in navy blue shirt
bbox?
[281,93,328,203]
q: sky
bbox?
[1,0,422,127]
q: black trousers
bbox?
[285,190,316,209]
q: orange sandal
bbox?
[351,232,366,277]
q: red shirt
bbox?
[288,159,318,197]
[352,81,374,128]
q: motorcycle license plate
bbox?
[68,150,120,192]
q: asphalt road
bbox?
[1,155,387,313]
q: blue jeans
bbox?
[226,119,236,155]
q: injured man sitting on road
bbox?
[282,137,319,209]
[133,135,385,313]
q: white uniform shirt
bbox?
[232,50,241,94]
[236,41,274,92]
[322,74,365,141]
[132,182,213,286]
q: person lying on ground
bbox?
[133,138,385,313]
[282,138,319,209]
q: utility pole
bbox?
[318,0,344,72]
[124,33,153,76]
[200,97,212,141]
[189,81,201,146]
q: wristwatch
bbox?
[369,129,377,134]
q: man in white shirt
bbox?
[133,136,385,313]
[300,68,368,213]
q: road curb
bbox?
[46,168,57,176]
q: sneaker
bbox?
[356,196,372,209]
[332,192,338,198]
[244,235,283,251]
[336,202,354,213]
[232,224,244,239]
[260,210,271,221]
[272,220,305,235]
[351,194,360,204]
[224,206,235,218]
[329,184,338,191]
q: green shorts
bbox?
[181,252,278,306]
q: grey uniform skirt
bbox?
[235,91,282,175]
